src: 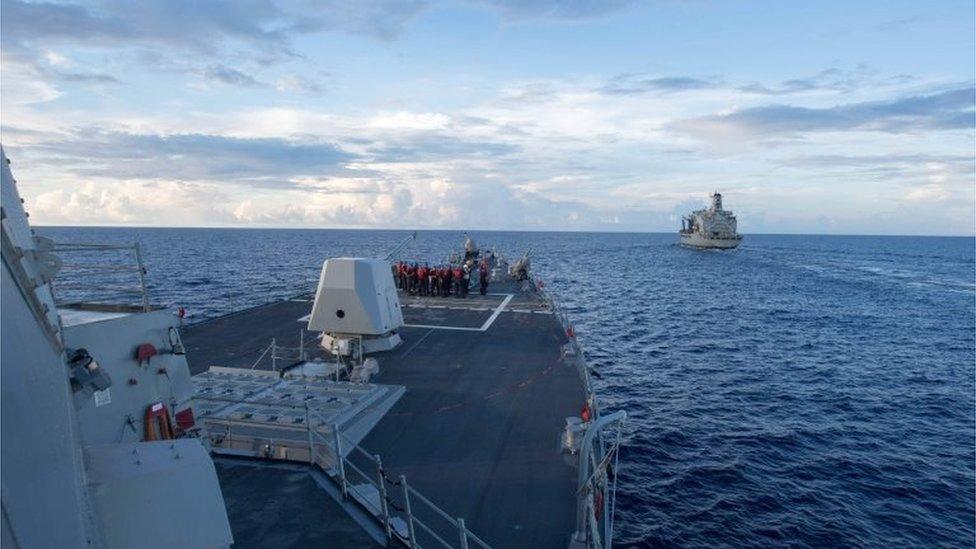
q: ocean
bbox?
[39,227,976,548]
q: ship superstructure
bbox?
[0,148,233,548]
[1,147,626,549]
[680,192,743,249]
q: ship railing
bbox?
[248,331,321,372]
[48,241,151,312]
[572,412,626,549]
[532,277,599,415]
[532,275,628,549]
[304,408,492,549]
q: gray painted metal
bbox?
[679,192,743,249]
[85,440,232,548]
[194,367,405,462]
[183,278,593,548]
[2,148,233,549]
[215,459,382,547]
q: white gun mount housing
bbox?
[307,258,404,355]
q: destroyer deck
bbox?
[182,279,587,548]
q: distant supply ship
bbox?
[680,192,743,249]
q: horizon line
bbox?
[33,224,976,239]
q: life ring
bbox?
[581,404,591,423]
[144,402,174,441]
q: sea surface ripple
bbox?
[40,227,976,548]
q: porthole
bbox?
[336,309,345,318]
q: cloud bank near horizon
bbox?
[1,0,973,235]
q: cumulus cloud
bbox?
[30,180,236,225]
[3,48,973,234]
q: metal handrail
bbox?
[302,408,491,549]
[49,241,151,311]
[533,276,628,549]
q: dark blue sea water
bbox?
[40,227,976,548]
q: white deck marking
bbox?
[299,293,518,330]
[402,293,514,332]
[478,293,514,331]
[400,323,483,332]
[397,328,435,358]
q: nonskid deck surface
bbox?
[215,460,378,548]
[182,279,587,548]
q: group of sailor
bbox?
[393,260,490,297]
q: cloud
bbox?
[23,129,355,184]
[0,0,433,92]
[1,0,294,58]
[31,180,236,225]
[203,64,266,87]
[735,67,908,96]
[905,183,950,202]
[674,86,976,140]
[600,75,716,95]
[275,74,323,94]
[365,134,521,162]
[480,0,637,20]
[1,0,432,57]
[0,1,130,51]
[1,48,119,92]
[786,153,974,168]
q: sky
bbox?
[1,0,974,235]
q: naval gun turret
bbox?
[307,257,404,357]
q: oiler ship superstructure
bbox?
[680,192,743,249]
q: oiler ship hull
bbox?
[680,232,742,249]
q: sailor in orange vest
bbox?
[416,264,427,296]
[453,266,464,298]
[407,263,416,294]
